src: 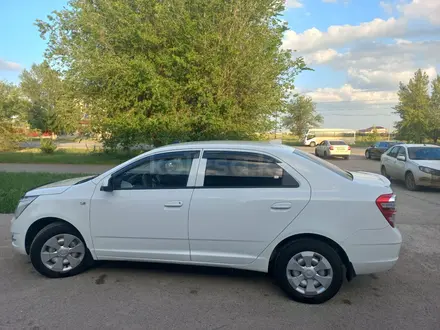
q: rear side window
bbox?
[387,146,399,158]
[202,151,299,188]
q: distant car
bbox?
[365,141,400,160]
[380,144,440,191]
[11,141,401,304]
[315,140,351,159]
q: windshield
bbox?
[408,147,440,160]
[329,141,346,145]
[293,149,353,180]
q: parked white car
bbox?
[380,144,440,191]
[315,140,351,159]
[11,141,401,304]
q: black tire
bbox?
[405,172,419,191]
[344,156,350,160]
[274,238,344,304]
[30,222,93,278]
[323,151,328,159]
[309,142,316,147]
[315,149,319,157]
[365,151,370,159]
[381,165,390,179]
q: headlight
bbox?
[14,196,38,219]
[419,166,440,176]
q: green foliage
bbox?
[39,138,57,154]
[0,172,90,213]
[0,81,29,151]
[37,0,307,148]
[0,149,137,165]
[282,95,323,137]
[429,76,440,143]
[394,69,431,143]
[20,62,81,134]
[368,125,380,143]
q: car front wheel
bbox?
[365,151,370,159]
[274,239,344,304]
[405,172,419,191]
[29,222,93,278]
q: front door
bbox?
[188,150,311,265]
[90,150,200,261]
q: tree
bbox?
[282,95,323,137]
[36,0,307,148]
[429,75,440,143]
[0,81,29,151]
[394,69,430,143]
[20,62,81,134]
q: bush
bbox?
[40,138,57,154]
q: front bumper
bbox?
[10,217,27,255]
[415,173,440,188]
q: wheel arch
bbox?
[25,217,84,255]
[268,233,355,281]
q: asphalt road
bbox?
[1,157,440,329]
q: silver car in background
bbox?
[380,144,440,191]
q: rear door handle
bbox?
[164,201,183,208]
[271,202,292,210]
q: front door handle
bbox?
[271,202,292,210]
[164,201,183,208]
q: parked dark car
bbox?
[365,141,401,160]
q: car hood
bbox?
[413,160,440,170]
[351,171,391,187]
[25,176,96,196]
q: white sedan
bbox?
[11,141,401,304]
[380,144,440,191]
[315,140,351,159]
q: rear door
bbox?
[188,150,311,265]
[383,146,399,177]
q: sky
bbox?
[1,0,439,130]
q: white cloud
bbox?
[306,84,399,104]
[304,49,339,64]
[398,0,440,25]
[285,0,303,8]
[0,59,21,71]
[322,0,338,3]
[282,18,407,52]
[380,1,394,15]
[347,66,438,90]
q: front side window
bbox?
[202,151,299,188]
[112,151,199,190]
[397,147,406,158]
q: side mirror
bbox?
[100,176,114,192]
[397,155,406,161]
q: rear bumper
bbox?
[341,226,402,275]
[329,151,351,156]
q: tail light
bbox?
[348,146,351,150]
[329,146,334,150]
[376,194,396,227]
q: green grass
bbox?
[0,172,91,213]
[0,149,140,165]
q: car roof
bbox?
[398,144,439,148]
[153,140,295,154]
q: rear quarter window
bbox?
[293,149,353,180]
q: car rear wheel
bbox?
[344,156,350,160]
[323,151,328,159]
[274,239,344,304]
[310,142,316,147]
[381,165,390,179]
[315,149,319,157]
[30,222,93,278]
[405,172,419,191]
